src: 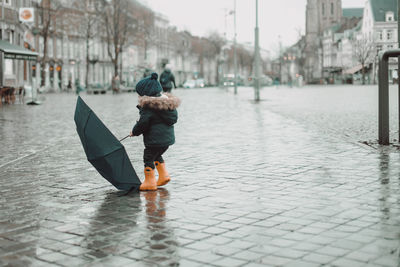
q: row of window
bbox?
[378,30,395,41]
[37,37,111,61]
[376,44,398,51]
[0,0,33,8]
[322,2,335,16]
[0,0,12,6]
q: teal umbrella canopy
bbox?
[74,96,141,191]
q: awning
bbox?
[324,67,342,73]
[343,64,363,75]
[0,40,37,61]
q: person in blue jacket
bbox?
[130,73,181,191]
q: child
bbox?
[130,73,181,191]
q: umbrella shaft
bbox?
[119,135,130,142]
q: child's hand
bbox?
[129,131,133,137]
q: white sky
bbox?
[140,0,366,54]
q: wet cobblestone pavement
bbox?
[1,88,400,266]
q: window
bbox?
[75,41,79,58]
[82,42,85,59]
[4,59,13,75]
[6,30,14,44]
[386,12,394,22]
[3,0,12,6]
[322,3,325,15]
[387,30,393,40]
[376,45,383,52]
[69,40,74,59]
[378,31,383,40]
[48,37,53,57]
[39,36,44,56]
[56,38,61,58]
[387,44,394,49]
[331,3,334,15]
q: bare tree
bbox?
[35,0,62,88]
[170,30,191,82]
[98,0,133,92]
[191,36,206,77]
[68,1,100,89]
[237,45,253,77]
[353,38,374,85]
[131,2,155,62]
[207,32,226,85]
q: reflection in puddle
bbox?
[84,189,178,265]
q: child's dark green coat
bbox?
[131,94,180,147]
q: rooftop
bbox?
[342,8,364,18]
[370,0,397,22]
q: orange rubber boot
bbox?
[155,161,171,186]
[140,167,157,191]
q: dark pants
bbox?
[162,87,172,93]
[144,146,169,169]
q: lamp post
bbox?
[233,0,238,94]
[254,0,260,101]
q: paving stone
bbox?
[1,89,400,266]
[330,257,369,267]
[231,250,264,261]
[302,252,336,264]
[188,250,222,263]
[212,256,248,267]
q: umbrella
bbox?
[74,96,141,191]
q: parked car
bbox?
[195,78,205,88]
[87,84,107,94]
[223,80,234,87]
[183,80,196,88]
[119,81,136,93]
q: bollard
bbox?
[378,49,400,145]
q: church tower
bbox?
[305,0,342,83]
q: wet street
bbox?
[1,86,400,266]
[238,84,400,144]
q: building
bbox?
[32,0,114,92]
[322,11,363,83]
[280,36,306,85]
[305,0,342,83]
[361,0,398,82]
[0,0,38,92]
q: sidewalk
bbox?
[0,88,399,266]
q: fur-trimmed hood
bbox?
[138,93,181,110]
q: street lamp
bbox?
[254,0,260,101]
[233,0,238,94]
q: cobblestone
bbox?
[1,88,400,266]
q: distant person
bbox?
[67,78,72,91]
[129,72,181,191]
[112,75,120,94]
[143,68,152,78]
[159,66,177,93]
[75,78,83,95]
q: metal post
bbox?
[233,0,238,94]
[0,52,4,87]
[254,0,260,101]
[379,52,390,145]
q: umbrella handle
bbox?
[119,135,130,142]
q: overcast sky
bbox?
[140,0,366,54]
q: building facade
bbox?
[305,0,342,83]
[0,0,38,89]
[361,0,398,82]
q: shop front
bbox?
[0,39,37,104]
